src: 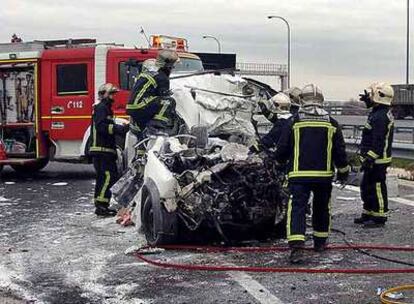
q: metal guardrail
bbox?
[236,62,287,77]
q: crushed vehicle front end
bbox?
[129,73,288,245]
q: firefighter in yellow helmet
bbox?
[355,82,395,227]
[89,83,129,216]
[275,84,349,263]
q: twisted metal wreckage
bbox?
[112,72,288,245]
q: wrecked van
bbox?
[128,72,288,245]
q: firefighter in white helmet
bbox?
[275,84,349,263]
[355,82,395,227]
[89,83,129,216]
[284,86,302,115]
[259,92,293,149]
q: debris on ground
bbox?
[389,167,414,181]
[385,291,405,300]
[124,246,165,256]
[116,207,134,227]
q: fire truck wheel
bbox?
[11,158,49,173]
[142,187,178,246]
[0,165,3,174]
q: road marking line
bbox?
[228,271,284,304]
[338,185,414,207]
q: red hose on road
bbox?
[134,244,414,274]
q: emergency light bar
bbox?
[150,35,188,51]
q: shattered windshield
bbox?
[173,57,204,73]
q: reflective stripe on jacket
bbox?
[275,113,349,182]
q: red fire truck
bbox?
[0,36,204,173]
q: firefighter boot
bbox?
[363,218,386,228]
[354,213,371,224]
[95,205,117,217]
[289,248,305,264]
[314,238,327,252]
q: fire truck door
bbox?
[50,62,93,151]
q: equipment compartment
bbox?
[0,61,37,157]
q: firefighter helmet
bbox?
[98,83,119,99]
[284,86,301,108]
[268,92,291,114]
[155,49,179,69]
[300,84,324,106]
[142,59,157,74]
[368,82,394,106]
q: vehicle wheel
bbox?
[141,190,178,246]
[11,158,49,173]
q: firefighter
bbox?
[284,86,302,115]
[354,82,394,227]
[275,84,349,264]
[260,92,293,149]
[126,50,179,162]
[90,83,129,216]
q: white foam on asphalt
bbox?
[52,182,68,186]
[228,271,284,304]
[0,259,41,303]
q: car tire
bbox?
[11,158,49,173]
[141,189,178,246]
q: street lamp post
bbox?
[406,0,410,84]
[268,15,291,88]
[202,35,221,53]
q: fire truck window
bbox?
[56,64,88,95]
[119,61,142,90]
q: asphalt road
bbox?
[0,163,413,304]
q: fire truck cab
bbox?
[0,36,203,173]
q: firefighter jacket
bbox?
[360,105,394,165]
[126,70,171,133]
[258,101,278,124]
[89,98,126,155]
[261,114,292,149]
[275,111,349,183]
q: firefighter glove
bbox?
[336,170,349,184]
[361,156,375,171]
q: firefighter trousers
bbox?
[360,164,388,222]
[287,182,332,247]
[92,153,118,207]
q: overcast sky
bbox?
[1,0,413,99]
